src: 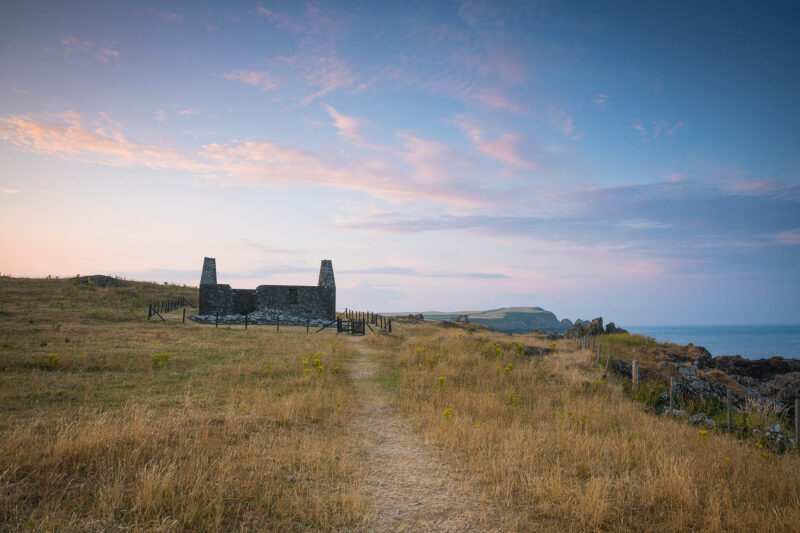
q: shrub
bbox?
[625,380,667,410]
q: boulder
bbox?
[710,355,800,381]
[587,317,604,336]
[689,413,715,428]
[78,275,124,288]
[614,359,643,381]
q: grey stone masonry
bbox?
[194,257,336,325]
[200,257,217,285]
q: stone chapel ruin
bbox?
[192,257,335,326]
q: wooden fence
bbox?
[572,333,799,449]
[342,308,392,333]
[147,296,188,322]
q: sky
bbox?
[1,0,799,325]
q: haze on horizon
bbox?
[1,1,799,326]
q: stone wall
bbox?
[194,257,335,325]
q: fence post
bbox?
[727,389,733,432]
[604,350,611,374]
[182,308,186,324]
[795,398,799,449]
[632,360,638,390]
[245,313,248,330]
[215,312,219,328]
[388,319,392,333]
[148,303,152,319]
[277,317,280,331]
[596,345,601,365]
[669,377,674,413]
[307,319,309,333]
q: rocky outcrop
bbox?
[77,275,124,288]
[693,354,800,409]
[565,316,627,337]
[698,355,800,380]
[605,322,628,334]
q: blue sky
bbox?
[1,0,799,325]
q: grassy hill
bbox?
[1,276,799,531]
[394,306,571,334]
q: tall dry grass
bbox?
[378,325,800,531]
[0,277,363,530]
[3,277,800,531]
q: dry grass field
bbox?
[1,276,799,531]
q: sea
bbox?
[626,325,800,360]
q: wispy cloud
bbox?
[593,93,609,106]
[223,70,278,91]
[617,219,671,230]
[300,54,359,105]
[96,48,121,63]
[550,109,583,140]
[154,110,165,121]
[340,266,509,279]
[240,239,305,256]
[145,7,184,24]
[0,112,210,173]
[49,35,121,63]
[256,5,303,32]
[336,179,800,273]
[324,104,388,151]
[0,112,501,208]
[178,108,200,115]
[1,188,22,194]
[630,119,684,141]
[60,35,92,53]
[453,117,537,170]
[775,230,800,245]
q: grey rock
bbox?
[689,413,715,428]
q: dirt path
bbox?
[345,343,497,532]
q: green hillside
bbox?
[393,307,573,334]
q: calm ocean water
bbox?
[626,325,800,360]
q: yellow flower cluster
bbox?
[302,352,328,375]
[151,352,172,368]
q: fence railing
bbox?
[342,308,392,333]
[572,332,799,449]
[147,297,188,322]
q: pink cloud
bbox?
[256,6,303,32]
[223,70,278,91]
[145,7,183,23]
[454,118,536,170]
[300,55,358,105]
[724,177,781,195]
[61,35,93,53]
[0,112,504,209]
[775,230,800,245]
[479,134,536,169]
[96,48,121,63]
[0,112,209,173]
[178,108,200,115]
[630,120,684,141]
[52,36,121,63]
[323,105,388,152]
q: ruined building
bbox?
[192,257,336,326]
